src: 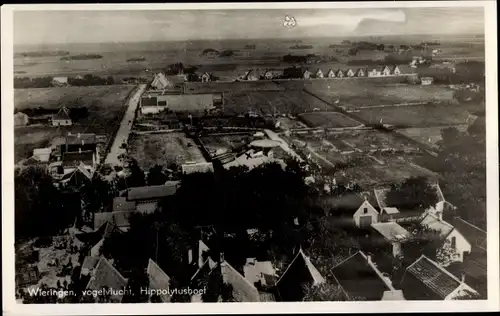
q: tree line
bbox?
[14,74,115,89]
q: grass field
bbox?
[298,111,363,128]
[350,104,473,128]
[304,81,455,109]
[184,80,283,94]
[128,132,206,170]
[397,124,470,148]
[223,90,334,115]
[14,85,136,162]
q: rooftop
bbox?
[371,222,411,242]
[62,151,94,167]
[112,197,136,213]
[66,133,97,146]
[126,183,178,201]
[452,217,487,251]
[94,211,132,230]
[147,259,171,302]
[382,207,400,215]
[420,212,454,238]
[220,260,261,302]
[85,258,128,302]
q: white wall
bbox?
[446,229,472,263]
[353,201,379,227]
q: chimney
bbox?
[461,272,466,283]
[79,148,82,154]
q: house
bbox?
[420,212,471,264]
[302,69,312,80]
[155,94,215,113]
[263,70,274,80]
[421,77,434,85]
[147,259,172,302]
[124,183,179,213]
[355,68,366,77]
[59,163,94,187]
[33,148,52,162]
[379,207,400,222]
[336,69,345,78]
[353,200,379,228]
[243,258,277,289]
[201,72,212,82]
[451,217,486,252]
[327,69,336,78]
[392,65,401,75]
[14,112,29,126]
[371,222,411,257]
[64,133,98,155]
[332,251,403,301]
[181,162,214,174]
[381,65,391,76]
[315,69,324,79]
[346,68,355,77]
[368,68,381,77]
[150,73,171,90]
[94,211,133,231]
[52,76,68,86]
[84,257,129,303]
[276,248,325,301]
[401,255,479,300]
[219,259,261,302]
[52,106,72,126]
[60,150,97,175]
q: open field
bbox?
[298,112,363,128]
[14,85,136,162]
[184,80,283,94]
[304,81,455,109]
[350,103,473,128]
[222,90,334,116]
[397,124,470,149]
[128,132,206,170]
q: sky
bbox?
[13,7,485,45]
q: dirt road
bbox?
[104,84,146,166]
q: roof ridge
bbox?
[102,257,129,285]
[332,251,361,269]
[276,249,303,285]
[454,217,487,233]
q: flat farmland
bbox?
[305,81,454,109]
[223,90,334,115]
[298,112,363,128]
[128,132,206,170]
[350,104,472,128]
[184,80,283,94]
[397,124,470,149]
[15,85,137,135]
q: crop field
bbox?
[304,81,455,109]
[184,80,283,94]
[222,90,334,115]
[199,133,256,157]
[128,132,206,170]
[298,111,363,128]
[350,104,472,128]
[397,124,470,149]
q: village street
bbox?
[104,84,147,166]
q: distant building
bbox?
[332,251,404,301]
[346,68,355,77]
[14,112,29,126]
[392,65,401,75]
[276,248,325,301]
[52,76,68,86]
[381,65,391,76]
[263,70,274,80]
[421,77,434,85]
[327,69,336,78]
[315,69,324,79]
[336,69,345,78]
[355,68,366,77]
[61,150,97,175]
[371,222,411,257]
[302,69,312,80]
[121,182,179,214]
[201,72,212,82]
[353,200,379,228]
[368,68,381,77]
[52,106,72,126]
[150,73,171,90]
[401,255,479,300]
[63,133,98,156]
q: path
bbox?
[104,84,147,166]
[263,129,303,162]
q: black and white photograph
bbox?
[2,1,498,314]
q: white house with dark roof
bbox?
[381,65,391,76]
[327,69,335,78]
[346,68,355,77]
[52,106,72,126]
[353,200,379,228]
[420,212,471,265]
[355,68,366,77]
[392,65,401,75]
[401,255,479,300]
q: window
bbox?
[363,207,368,214]
[451,236,456,249]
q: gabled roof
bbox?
[220,260,261,302]
[94,211,132,230]
[86,257,129,302]
[331,251,391,300]
[62,151,94,167]
[452,217,486,251]
[404,255,478,299]
[147,259,171,302]
[126,184,178,201]
[381,207,400,215]
[81,256,100,273]
[151,73,171,90]
[371,222,411,242]
[60,163,94,183]
[355,68,365,76]
[420,212,454,238]
[53,106,71,120]
[276,248,325,301]
[380,65,390,72]
[112,197,136,213]
[66,133,97,146]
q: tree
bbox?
[126,159,146,188]
[147,165,168,186]
[385,176,439,212]
[440,127,461,148]
[302,282,346,301]
[436,239,459,267]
